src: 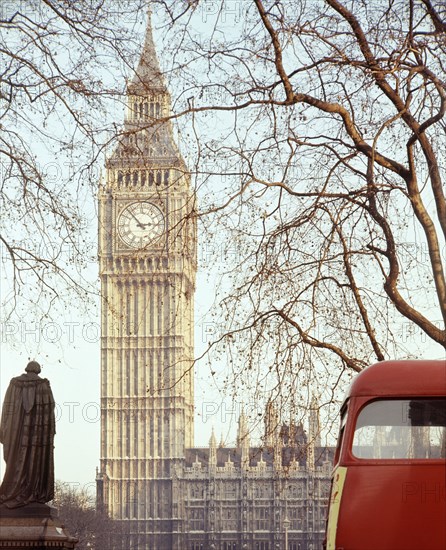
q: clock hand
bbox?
[128,210,146,229]
[140,220,155,229]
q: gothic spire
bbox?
[237,408,250,452]
[127,9,167,96]
[309,395,321,447]
[264,400,279,448]
[209,427,217,449]
[209,428,217,466]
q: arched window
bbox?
[141,171,146,186]
[150,102,154,117]
[117,171,123,184]
[133,172,138,185]
[156,102,161,117]
[156,171,162,185]
[125,172,130,185]
[149,171,154,185]
[164,170,169,186]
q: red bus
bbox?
[325,359,446,550]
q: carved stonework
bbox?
[0,513,77,550]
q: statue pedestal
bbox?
[0,504,77,549]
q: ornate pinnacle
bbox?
[127,9,167,95]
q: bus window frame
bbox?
[333,402,348,466]
[341,396,446,466]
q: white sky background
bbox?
[1,1,445,489]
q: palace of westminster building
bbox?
[96,13,333,550]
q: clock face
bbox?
[118,202,165,248]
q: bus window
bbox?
[352,398,446,459]
[334,408,347,464]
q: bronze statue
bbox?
[0,361,55,508]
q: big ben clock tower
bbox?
[97,12,196,549]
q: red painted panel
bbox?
[336,464,446,550]
[348,360,446,398]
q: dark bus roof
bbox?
[347,359,446,399]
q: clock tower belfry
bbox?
[97,12,196,548]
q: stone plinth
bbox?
[0,504,77,549]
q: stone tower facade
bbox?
[97,13,196,548]
[97,13,333,550]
